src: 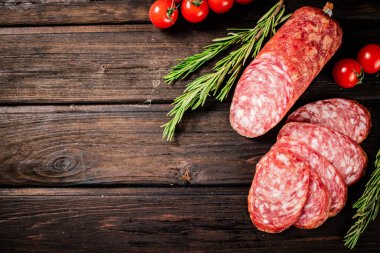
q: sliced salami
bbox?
[272,137,347,217]
[248,148,310,233]
[278,122,368,186]
[287,98,371,143]
[294,168,330,229]
[273,137,347,216]
[230,7,342,138]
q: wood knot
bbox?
[178,164,198,184]
[16,149,96,184]
[46,155,76,176]
[179,169,191,184]
[100,64,108,73]
[36,152,82,178]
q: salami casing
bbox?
[273,137,347,216]
[278,122,368,186]
[248,148,310,233]
[287,98,371,143]
[294,168,330,229]
[230,7,342,138]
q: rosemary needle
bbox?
[344,149,380,249]
[162,0,290,141]
[164,28,256,84]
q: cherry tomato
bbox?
[235,0,254,4]
[208,0,234,14]
[332,58,364,88]
[357,44,380,74]
[181,0,209,23]
[149,0,178,29]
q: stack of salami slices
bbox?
[248,98,371,233]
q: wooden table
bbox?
[0,0,379,252]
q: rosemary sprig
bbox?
[344,149,380,249]
[164,29,254,84]
[162,0,290,141]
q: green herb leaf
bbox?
[344,149,380,249]
[164,30,251,84]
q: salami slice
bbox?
[248,148,310,233]
[287,98,371,143]
[278,122,368,186]
[294,168,330,229]
[230,6,342,138]
[273,137,347,216]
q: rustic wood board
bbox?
[0,22,379,104]
[0,188,379,253]
[0,0,379,252]
[0,0,378,26]
[0,102,379,186]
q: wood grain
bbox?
[0,103,273,186]
[0,0,378,26]
[0,0,379,251]
[0,101,378,186]
[0,187,379,253]
[0,0,151,26]
[0,21,379,104]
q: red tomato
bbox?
[357,44,380,74]
[181,0,209,23]
[149,0,178,29]
[332,59,364,88]
[174,0,182,3]
[208,0,234,14]
[235,0,254,4]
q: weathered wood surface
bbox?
[0,188,379,253]
[0,21,379,104]
[0,101,379,186]
[0,0,379,252]
[0,0,378,26]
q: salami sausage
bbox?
[287,98,371,143]
[230,7,342,138]
[294,168,330,229]
[273,137,347,216]
[248,148,310,233]
[278,122,368,186]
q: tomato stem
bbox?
[323,2,333,17]
[166,0,179,23]
[354,68,365,85]
[189,0,203,7]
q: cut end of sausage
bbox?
[229,55,292,138]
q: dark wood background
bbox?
[0,0,379,252]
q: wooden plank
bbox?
[0,101,378,186]
[0,103,272,186]
[0,21,379,104]
[0,0,379,26]
[0,0,151,26]
[0,187,379,252]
